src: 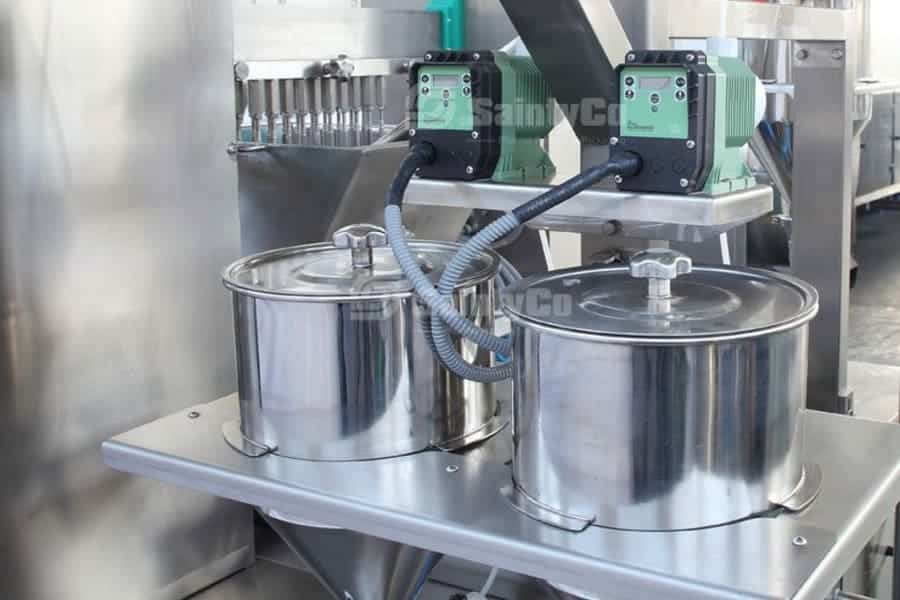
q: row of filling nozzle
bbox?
[235,75,388,147]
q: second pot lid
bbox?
[501,249,819,340]
[223,224,498,300]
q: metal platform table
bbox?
[103,395,900,600]
[404,179,774,241]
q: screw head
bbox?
[793,536,808,547]
[832,48,845,61]
[446,465,460,473]
[610,136,619,146]
[409,128,416,137]
[686,53,696,63]
[796,48,810,61]
[471,131,479,140]
[680,178,690,188]
[425,53,433,61]
[614,175,624,184]
[473,52,481,61]
[626,53,636,62]
[465,166,475,175]
[686,140,696,149]
[188,411,201,419]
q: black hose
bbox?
[386,142,436,208]
[512,152,642,223]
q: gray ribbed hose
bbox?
[428,215,522,382]
[385,204,515,356]
[386,144,642,384]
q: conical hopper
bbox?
[545,581,602,600]
[236,142,471,256]
[262,511,442,600]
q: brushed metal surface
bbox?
[498,0,630,144]
[236,144,471,254]
[508,322,811,531]
[668,1,856,42]
[234,5,441,61]
[104,395,900,600]
[792,41,857,412]
[0,2,251,598]
[228,270,502,460]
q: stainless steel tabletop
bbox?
[103,395,900,600]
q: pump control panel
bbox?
[410,50,555,183]
[612,50,760,196]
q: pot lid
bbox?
[501,249,818,340]
[223,224,498,300]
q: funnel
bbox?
[545,581,602,600]
[262,511,442,600]
[236,143,471,256]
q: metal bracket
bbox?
[501,485,596,534]
[778,463,824,513]
[433,399,511,453]
[222,420,276,458]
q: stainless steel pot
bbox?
[501,249,821,532]
[223,224,504,461]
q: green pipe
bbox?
[426,0,466,50]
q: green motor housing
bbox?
[410,50,556,183]
[612,50,759,195]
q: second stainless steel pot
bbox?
[223,224,504,461]
[502,249,821,532]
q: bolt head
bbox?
[626,53,636,62]
[614,175,624,184]
[610,136,619,146]
[425,53,433,61]
[686,140,696,149]
[446,465,460,473]
[466,166,475,175]
[471,131,479,140]
[409,128,416,137]
[686,53,696,63]
[188,411,201,419]
[473,52,481,61]
[832,48,845,61]
[793,536,808,547]
[680,178,690,188]
[796,48,810,61]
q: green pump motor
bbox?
[612,50,764,195]
[409,50,556,183]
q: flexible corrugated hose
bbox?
[387,143,641,383]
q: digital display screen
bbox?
[639,77,672,91]
[433,74,460,88]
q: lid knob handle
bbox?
[630,248,693,299]
[333,224,387,269]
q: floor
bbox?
[851,203,900,369]
[193,203,900,600]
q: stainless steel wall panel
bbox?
[0,1,251,598]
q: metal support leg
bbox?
[791,40,856,414]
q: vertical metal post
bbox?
[791,40,856,413]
